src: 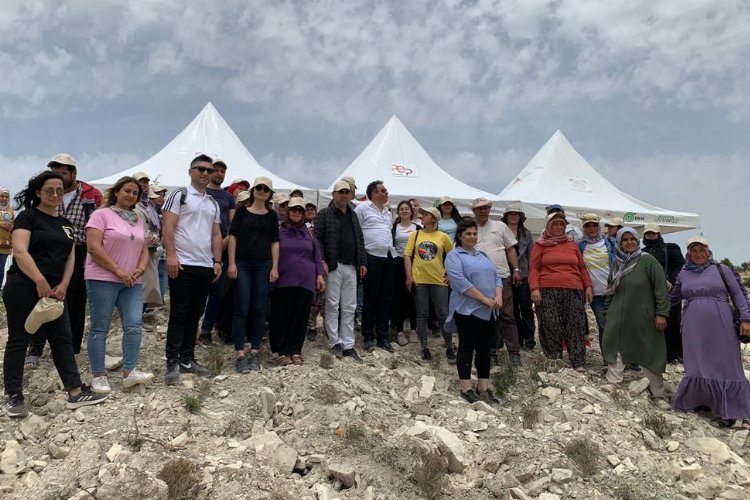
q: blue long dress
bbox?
[670,264,750,419]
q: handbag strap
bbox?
[714,263,738,309]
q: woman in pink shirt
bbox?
[529,212,593,370]
[85,176,152,393]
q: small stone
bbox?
[666,441,680,452]
[20,414,50,439]
[307,454,326,464]
[105,355,123,370]
[680,463,703,483]
[419,375,435,398]
[218,390,229,398]
[581,404,594,414]
[473,400,500,416]
[551,468,573,484]
[580,386,612,403]
[526,475,551,495]
[213,374,229,381]
[729,430,748,452]
[686,437,732,464]
[0,440,25,475]
[628,377,650,395]
[74,410,86,422]
[541,386,562,402]
[48,443,70,459]
[515,464,536,482]
[509,487,532,500]
[641,430,660,451]
[171,431,189,446]
[328,462,356,489]
[607,455,620,466]
[182,380,194,389]
[105,443,123,462]
[261,387,277,420]
[719,486,748,499]
[538,494,561,500]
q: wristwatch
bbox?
[513,269,521,272]
[213,260,222,265]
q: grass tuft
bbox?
[643,412,673,439]
[183,395,203,414]
[315,384,340,405]
[205,343,226,377]
[521,403,540,429]
[412,449,448,500]
[564,437,601,476]
[157,458,199,500]
[490,352,516,397]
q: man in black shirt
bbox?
[314,181,367,362]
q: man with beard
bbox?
[198,158,236,345]
[26,154,102,367]
[642,223,686,363]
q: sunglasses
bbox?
[41,187,65,197]
[254,185,271,193]
[193,167,215,175]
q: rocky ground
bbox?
[1,302,750,500]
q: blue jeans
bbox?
[158,259,168,301]
[590,295,607,349]
[86,280,144,375]
[232,259,272,351]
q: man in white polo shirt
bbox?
[472,198,523,367]
[355,180,397,352]
[161,154,223,385]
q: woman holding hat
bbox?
[502,204,536,351]
[269,197,325,365]
[601,228,670,404]
[404,206,454,361]
[0,187,14,290]
[642,223,686,363]
[670,237,750,428]
[577,213,616,349]
[228,176,279,373]
[3,171,108,417]
[437,196,462,242]
[529,212,593,369]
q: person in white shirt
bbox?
[355,180,397,352]
[471,198,523,367]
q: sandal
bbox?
[291,355,304,365]
[278,356,292,366]
[741,420,750,430]
[711,417,736,429]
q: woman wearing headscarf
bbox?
[529,212,593,370]
[436,196,462,242]
[0,187,14,290]
[502,204,535,351]
[670,237,750,428]
[269,197,325,365]
[642,223,686,363]
[601,228,670,405]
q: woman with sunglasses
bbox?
[228,177,279,373]
[269,197,325,365]
[3,171,108,417]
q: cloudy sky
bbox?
[2,0,749,261]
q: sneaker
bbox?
[307,329,317,342]
[91,376,112,394]
[460,389,481,404]
[122,369,154,388]
[330,344,344,359]
[179,360,211,377]
[198,334,213,347]
[481,389,501,405]
[511,354,522,368]
[24,355,41,369]
[396,331,409,346]
[235,356,250,374]
[66,385,108,409]
[446,346,457,364]
[421,347,432,361]
[408,330,419,343]
[342,348,363,363]
[628,364,642,372]
[364,340,376,352]
[164,362,181,386]
[247,351,261,371]
[377,340,394,353]
[4,394,29,418]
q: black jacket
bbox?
[313,202,367,272]
[643,239,685,284]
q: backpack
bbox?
[179,187,220,213]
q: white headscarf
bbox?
[0,187,10,210]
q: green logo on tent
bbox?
[623,212,636,223]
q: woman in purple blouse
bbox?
[269,197,325,365]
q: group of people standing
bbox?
[3,154,750,427]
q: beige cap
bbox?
[605,217,624,227]
[47,153,76,168]
[643,223,661,234]
[470,198,492,209]
[231,177,248,185]
[25,297,64,334]
[304,199,317,208]
[546,212,567,224]
[274,193,290,205]
[236,191,251,203]
[288,197,305,209]
[438,196,454,206]
[252,176,273,190]
[503,203,524,215]
[686,236,709,248]
[420,207,441,220]
[340,176,357,190]
[132,171,150,181]
[212,158,227,167]
[333,180,351,192]
[580,213,601,224]
[150,183,167,193]
[147,189,160,199]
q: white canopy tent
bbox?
[496,130,700,234]
[91,102,308,192]
[320,115,497,212]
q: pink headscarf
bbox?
[536,213,572,247]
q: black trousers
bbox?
[513,280,536,347]
[361,254,395,343]
[29,243,88,355]
[390,256,416,332]
[3,276,82,395]
[491,277,520,355]
[455,312,495,380]
[665,303,683,362]
[165,265,214,364]
[269,287,313,356]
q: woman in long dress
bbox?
[670,237,750,428]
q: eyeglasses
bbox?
[193,167,215,175]
[41,187,65,197]
[254,185,271,193]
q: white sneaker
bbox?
[122,369,154,388]
[91,376,112,394]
